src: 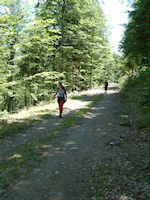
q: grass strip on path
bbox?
[0,94,102,190]
[0,109,56,139]
[0,93,94,139]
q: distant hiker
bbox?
[104,81,108,92]
[53,82,67,118]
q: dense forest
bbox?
[0,0,123,114]
[0,0,150,125]
[120,0,150,127]
[121,0,150,70]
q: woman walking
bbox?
[54,82,67,118]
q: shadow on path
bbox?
[0,84,133,200]
[0,90,103,162]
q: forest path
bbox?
[1,84,134,200]
[0,88,103,162]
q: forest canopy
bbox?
[0,0,118,113]
[120,0,150,71]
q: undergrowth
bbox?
[0,93,94,139]
[121,69,150,128]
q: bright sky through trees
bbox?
[101,0,130,54]
[27,0,129,55]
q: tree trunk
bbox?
[90,56,93,89]
[7,42,15,112]
[60,0,66,71]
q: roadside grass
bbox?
[70,94,88,100]
[0,110,56,139]
[0,92,95,139]
[59,94,102,129]
[0,99,57,139]
[0,94,103,190]
[121,69,150,128]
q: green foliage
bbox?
[107,53,126,83]
[120,0,150,128]
[122,69,150,128]
[0,0,113,114]
[120,0,150,68]
[37,0,112,88]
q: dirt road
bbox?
[1,84,146,200]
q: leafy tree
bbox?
[120,0,150,68]
[36,0,112,90]
[0,0,28,111]
[0,0,114,114]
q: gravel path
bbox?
[0,89,102,162]
[1,84,132,200]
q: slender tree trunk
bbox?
[7,42,15,112]
[90,56,93,89]
[25,83,28,107]
[60,0,65,71]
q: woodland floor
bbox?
[0,84,150,200]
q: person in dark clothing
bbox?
[53,82,67,118]
[104,81,108,92]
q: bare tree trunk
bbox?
[90,56,93,89]
[7,42,15,112]
[60,0,66,71]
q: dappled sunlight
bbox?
[0,87,114,163]
[41,151,50,157]
[41,151,54,159]
[9,154,22,160]
[64,142,77,149]
[96,106,106,111]
[37,127,45,130]
[1,84,127,199]
[106,89,120,94]
[106,89,120,95]
[2,102,58,121]
[91,106,105,110]
[120,114,129,119]
[65,100,92,111]
[41,144,53,149]
[69,88,104,98]
[96,127,102,132]
[54,147,63,151]
[119,195,134,200]
[84,112,101,119]
[65,141,76,146]
[0,88,102,124]
[37,140,78,160]
[0,85,119,127]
